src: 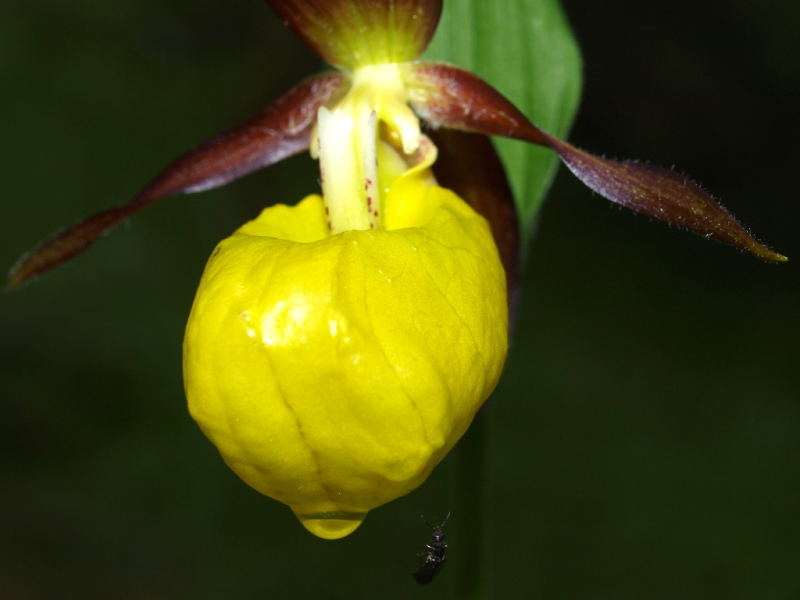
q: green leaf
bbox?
[423,0,582,247]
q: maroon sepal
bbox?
[407,62,787,262]
[8,72,346,288]
[429,129,520,323]
[265,0,442,69]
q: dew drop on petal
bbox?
[294,509,368,539]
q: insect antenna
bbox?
[420,511,451,529]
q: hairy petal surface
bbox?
[406,62,786,262]
[266,0,442,69]
[9,72,346,287]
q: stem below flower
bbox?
[455,406,492,599]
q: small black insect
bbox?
[413,512,450,585]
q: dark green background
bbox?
[1,1,797,598]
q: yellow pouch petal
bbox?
[184,183,507,539]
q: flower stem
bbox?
[455,404,492,599]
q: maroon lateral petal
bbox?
[429,129,520,323]
[8,72,346,288]
[406,62,786,262]
[266,0,442,69]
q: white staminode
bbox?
[317,106,371,233]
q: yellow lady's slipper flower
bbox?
[182,51,509,537]
[10,0,784,541]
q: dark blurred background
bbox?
[1,0,797,598]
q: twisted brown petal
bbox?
[266,0,442,69]
[9,72,346,288]
[406,62,786,262]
